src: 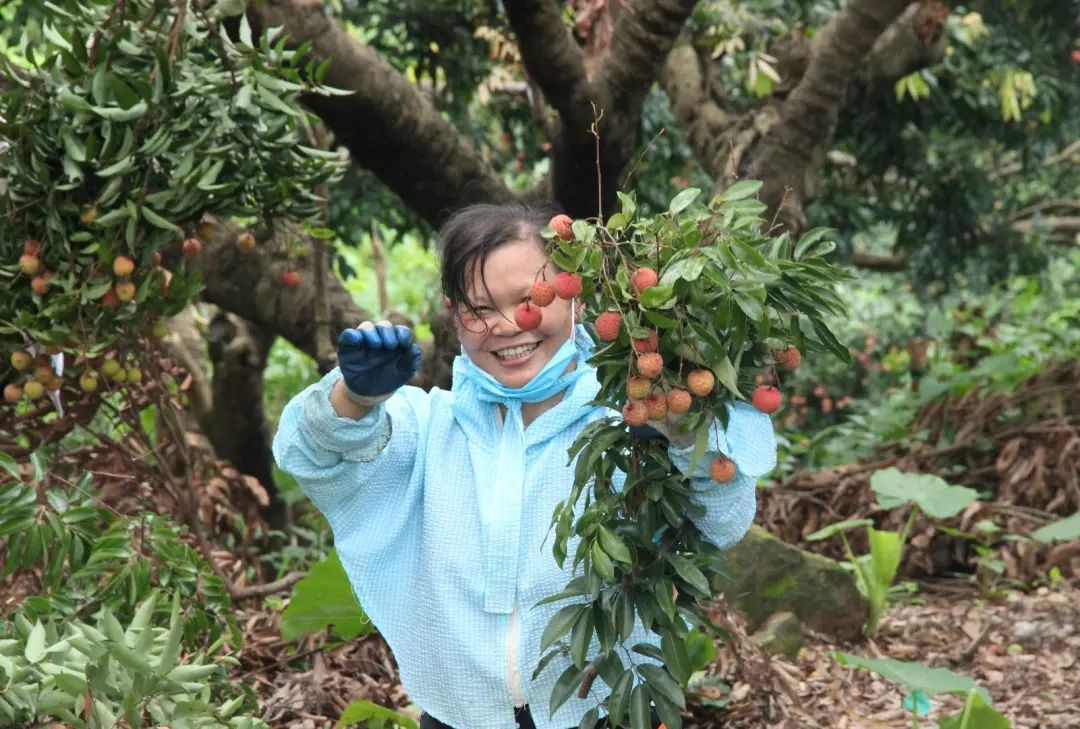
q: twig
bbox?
[370,221,389,316]
[621,127,666,189]
[229,571,305,600]
[588,102,605,219]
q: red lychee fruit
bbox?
[19,254,40,276]
[631,330,658,354]
[514,301,542,331]
[595,311,622,342]
[31,275,50,295]
[549,214,574,240]
[710,457,737,483]
[102,288,120,309]
[622,400,649,427]
[112,256,135,277]
[115,281,136,303]
[182,237,203,258]
[820,397,833,414]
[627,377,652,400]
[644,393,668,420]
[23,239,41,256]
[631,267,658,294]
[33,364,53,384]
[552,272,582,300]
[637,352,663,379]
[667,388,692,414]
[1072,49,1080,63]
[752,385,782,414]
[776,347,802,371]
[281,270,301,288]
[687,369,715,397]
[10,351,31,371]
[530,279,556,307]
[236,231,257,254]
[3,384,22,403]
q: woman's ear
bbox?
[443,296,452,310]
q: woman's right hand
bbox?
[337,321,422,399]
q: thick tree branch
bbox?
[247,0,511,228]
[749,0,915,233]
[596,0,699,110]
[503,0,593,132]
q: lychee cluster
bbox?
[513,215,585,332]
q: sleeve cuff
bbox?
[669,401,777,479]
[299,368,393,461]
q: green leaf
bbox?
[280,550,371,641]
[667,554,710,595]
[629,683,650,729]
[639,285,675,309]
[0,452,19,481]
[1031,512,1080,543]
[685,629,717,672]
[714,356,741,397]
[937,691,1011,729]
[668,187,701,215]
[870,467,979,518]
[713,179,762,204]
[831,653,990,701]
[24,621,46,664]
[867,528,902,590]
[336,699,419,729]
[541,604,587,654]
[640,664,686,709]
[570,608,595,668]
[597,527,632,563]
[606,670,634,727]
[141,205,180,232]
[806,518,874,541]
[91,101,148,121]
[591,540,615,580]
[549,663,584,718]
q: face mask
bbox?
[455,304,593,405]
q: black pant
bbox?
[419,704,663,729]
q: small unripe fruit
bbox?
[31,275,50,295]
[644,393,668,420]
[667,389,692,414]
[113,256,135,277]
[23,239,41,256]
[10,351,31,371]
[530,280,556,307]
[126,367,142,383]
[552,272,582,300]
[752,385,782,414]
[4,383,22,402]
[236,231,257,254]
[23,380,44,400]
[687,369,715,397]
[710,457,737,483]
[514,301,542,331]
[33,364,53,384]
[637,352,663,379]
[101,359,122,377]
[631,267,658,294]
[549,214,574,240]
[622,400,649,427]
[115,282,136,303]
[110,367,128,383]
[150,322,168,339]
[80,374,99,393]
[776,347,802,371]
[281,270,301,288]
[631,330,658,354]
[80,204,99,225]
[627,377,652,400]
[182,237,203,258]
[19,254,40,276]
[594,311,622,342]
[101,288,120,309]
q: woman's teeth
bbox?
[495,343,539,360]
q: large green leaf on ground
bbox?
[870,468,979,518]
[281,550,371,641]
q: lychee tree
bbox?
[530,185,850,728]
[0,0,344,446]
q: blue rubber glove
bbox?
[337,321,422,400]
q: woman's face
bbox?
[450,238,576,390]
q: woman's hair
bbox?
[437,202,561,321]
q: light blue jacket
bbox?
[271,361,776,729]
